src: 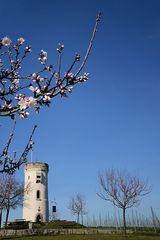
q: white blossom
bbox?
[17,37,25,45]
[2,37,11,47]
[2,102,12,110]
[57,43,64,53]
[15,93,25,101]
[67,86,73,92]
[43,93,51,102]
[19,111,29,119]
[65,72,74,79]
[78,72,89,82]
[25,45,31,52]
[38,50,47,64]
[31,73,43,82]
[29,86,40,94]
[28,97,36,107]
[18,96,36,110]
[12,78,20,85]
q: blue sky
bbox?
[0,0,160,223]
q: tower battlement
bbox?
[24,162,49,172]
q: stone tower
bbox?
[23,162,49,222]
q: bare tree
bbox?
[68,193,86,224]
[0,173,28,227]
[4,176,23,227]
[0,174,9,227]
[0,13,101,173]
[97,169,150,235]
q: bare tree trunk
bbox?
[114,204,118,230]
[77,213,80,224]
[150,207,158,233]
[122,207,127,235]
[5,206,10,227]
[0,208,2,228]
[81,212,83,225]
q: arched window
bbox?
[36,190,40,199]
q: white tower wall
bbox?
[23,162,49,222]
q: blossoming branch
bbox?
[0,13,101,119]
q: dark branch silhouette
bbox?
[0,124,37,173]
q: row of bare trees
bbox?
[82,208,160,229]
[0,169,151,232]
[68,169,150,235]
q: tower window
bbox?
[36,190,40,199]
[36,173,41,183]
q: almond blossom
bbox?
[25,45,31,53]
[57,43,64,53]
[43,93,51,103]
[18,96,36,110]
[2,37,11,47]
[38,50,47,64]
[17,37,25,46]
[29,86,40,94]
[19,111,29,119]
[12,78,20,85]
[0,13,101,119]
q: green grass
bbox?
[1,235,160,240]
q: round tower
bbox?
[23,162,49,223]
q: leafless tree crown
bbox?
[98,169,150,234]
[68,193,86,224]
[0,173,27,226]
[98,169,150,209]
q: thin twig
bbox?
[75,12,101,77]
